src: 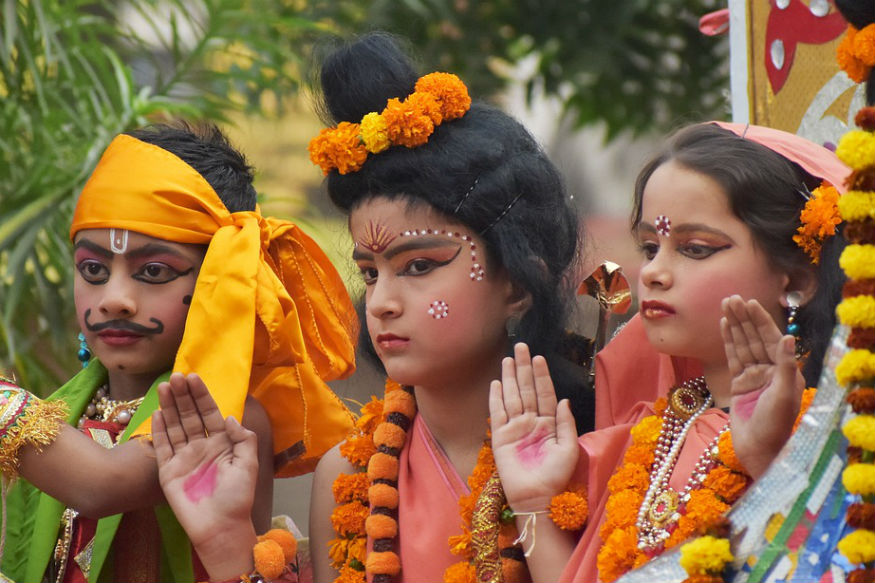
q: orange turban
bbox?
[71,134,357,476]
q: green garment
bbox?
[1,360,195,583]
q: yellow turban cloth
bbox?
[70,134,357,477]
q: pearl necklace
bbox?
[78,385,145,428]
[635,377,726,553]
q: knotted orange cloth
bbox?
[70,134,357,476]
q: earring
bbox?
[77,332,91,368]
[505,315,521,339]
[785,291,804,360]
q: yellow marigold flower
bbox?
[333,472,369,504]
[335,564,366,583]
[836,349,875,387]
[383,95,436,148]
[328,537,351,566]
[348,536,367,564]
[853,24,875,66]
[414,72,472,121]
[307,122,368,175]
[839,190,875,222]
[549,489,589,530]
[630,415,663,446]
[330,500,369,537]
[843,414,875,451]
[836,130,875,171]
[679,536,734,575]
[838,295,875,329]
[443,561,477,583]
[841,245,875,281]
[837,528,875,564]
[842,463,875,495]
[360,112,390,154]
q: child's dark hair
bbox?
[125,122,257,212]
[317,32,593,432]
[631,123,845,387]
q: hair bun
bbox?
[320,33,419,124]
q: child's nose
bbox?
[98,277,138,316]
[640,252,672,289]
[367,277,402,320]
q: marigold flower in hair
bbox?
[309,122,368,175]
[793,184,842,264]
[360,112,390,154]
[382,95,437,148]
[415,72,472,120]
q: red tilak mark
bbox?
[732,387,767,421]
[515,428,550,469]
[183,461,218,503]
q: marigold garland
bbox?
[793,184,842,263]
[309,72,471,175]
[329,378,584,583]
[834,108,875,580]
[678,535,733,576]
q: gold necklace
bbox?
[78,385,145,427]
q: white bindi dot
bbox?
[428,300,449,320]
[655,215,671,237]
[110,229,129,254]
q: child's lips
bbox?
[640,300,676,319]
[98,329,144,346]
[375,333,409,350]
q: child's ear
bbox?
[780,267,818,308]
[502,273,533,319]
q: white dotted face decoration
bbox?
[110,229,129,254]
[655,215,671,237]
[399,228,485,281]
[427,300,449,319]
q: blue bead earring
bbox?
[77,332,91,367]
[786,292,803,360]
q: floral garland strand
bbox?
[835,106,875,583]
[837,24,875,84]
[595,384,816,583]
[329,379,589,583]
[308,72,472,175]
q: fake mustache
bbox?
[84,309,165,335]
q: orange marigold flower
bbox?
[253,539,286,580]
[330,501,369,537]
[597,526,642,583]
[339,434,376,468]
[406,91,443,125]
[333,472,369,504]
[448,533,471,557]
[355,396,384,433]
[335,564,366,583]
[623,443,656,467]
[853,24,875,66]
[681,575,724,583]
[794,185,841,264]
[328,537,351,566]
[308,122,368,175]
[348,536,366,564]
[458,492,476,522]
[630,415,663,446]
[838,28,871,84]
[366,551,401,576]
[702,465,750,503]
[608,463,650,494]
[443,561,477,583]
[414,72,472,121]
[383,96,436,148]
[654,397,668,417]
[717,430,746,473]
[549,489,589,530]
[602,489,644,534]
[684,490,730,527]
[368,483,400,509]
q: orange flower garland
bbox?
[835,106,875,583]
[309,72,472,175]
[330,378,587,583]
[837,24,875,84]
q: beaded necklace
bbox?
[78,384,145,428]
[596,379,752,582]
